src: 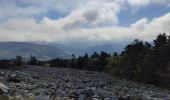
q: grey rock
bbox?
[0,66,170,100]
[35,96,49,100]
[129,94,143,100]
[78,94,85,100]
[0,83,9,94]
[7,74,21,83]
[85,87,97,97]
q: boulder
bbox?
[0,83,9,94]
[7,74,21,83]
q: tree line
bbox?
[0,33,170,87]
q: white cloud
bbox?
[127,0,170,6]
[127,0,150,6]
[0,0,169,21]
[36,0,121,30]
[0,3,47,20]
[0,0,121,26]
[0,0,82,20]
[0,0,170,46]
[131,18,149,30]
[0,12,170,46]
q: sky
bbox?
[0,0,170,47]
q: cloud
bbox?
[0,1,47,19]
[0,0,84,21]
[0,0,121,26]
[131,18,149,30]
[127,0,150,6]
[0,0,170,47]
[0,0,169,21]
[62,0,120,29]
[0,12,170,46]
[127,0,170,6]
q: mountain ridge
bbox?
[0,42,69,60]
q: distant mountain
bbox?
[50,43,126,56]
[0,42,69,60]
[81,43,125,55]
[73,43,126,56]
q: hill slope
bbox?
[0,42,69,60]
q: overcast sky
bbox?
[0,0,170,46]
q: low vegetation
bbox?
[0,33,170,88]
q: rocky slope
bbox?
[0,66,170,100]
